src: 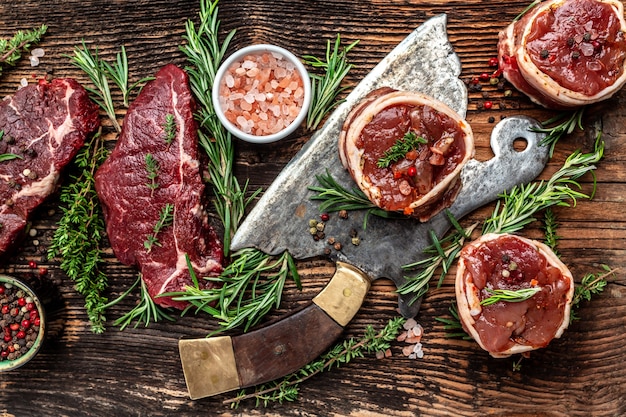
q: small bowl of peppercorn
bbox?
[212,44,312,144]
[0,275,45,372]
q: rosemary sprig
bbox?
[513,0,541,22]
[532,107,585,157]
[302,35,359,131]
[166,248,301,333]
[106,275,175,330]
[434,302,472,340]
[0,24,47,76]
[47,131,110,333]
[163,113,177,144]
[570,265,614,322]
[99,45,154,108]
[0,153,22,162]
[483,133,603,235]
[397,213,478,302]
[480,287,541,306]
[145,153,160,193]
[377,131,426,168]
[224,317,405,408]
[144,203,174,253]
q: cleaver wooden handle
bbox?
[179,262,370,399]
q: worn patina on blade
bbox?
[231,15,549,317]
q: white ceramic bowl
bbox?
[212,44,312,144]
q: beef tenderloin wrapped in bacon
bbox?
[339,88,474,221]
[455,233,575,358]
[498,0,626,109]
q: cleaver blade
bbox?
[179,14,550,400]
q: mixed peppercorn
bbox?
[0,280,42,363]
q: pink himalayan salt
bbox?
[218,51,305,136]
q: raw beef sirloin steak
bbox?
[0,78,100,257]
[95,64,224,309]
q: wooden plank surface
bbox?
[0,0,624,416]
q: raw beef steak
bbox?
[95,64,223,309]
[0,78,100,257]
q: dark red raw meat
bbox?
[95,64,223,309]
[0,78,100,256]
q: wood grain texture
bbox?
[0,0,624,416]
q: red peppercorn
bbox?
[16,330,26,339]
[34,318,40,326]
[21,319,30,329]
[320,213,330,222]
[1,305,8,314]
[38,267,48,276]
[3,335,11,343]
[29,310,38,320]
[479,72,490,81]
[7,345,14,353]
[0,350,8,358]
[0,285,4,295]
[17,297,26,307]
[484,101,493,110]
[10,323,19,331]
[407,166,417,177]
[488,57,499,67]
[28,260,37,269]
[26,302,35,311]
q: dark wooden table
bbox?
[0,1,624,416]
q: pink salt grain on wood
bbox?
[218,51,305,136]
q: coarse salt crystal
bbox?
[225,74,235,88]
[29,56,39,67]
[31,48,45,58]
[19,78,28,89]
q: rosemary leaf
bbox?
[480,287,541,306]
[224,317,405,408]
[532,107,585,157]
[0,24,47,76]
[434,302,472,340]
[0,153,22,162]
[302,35,359,131]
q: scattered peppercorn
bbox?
[333,242,342,251]
[338,210,348,219]
[483,101,493,110]
[540,49,549,59]
[351,237,361,246]
[320,213,330,222]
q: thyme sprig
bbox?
[166,249,301,333]
[47,131,110,333]
[377,131,426,168]
[144,203,174,253]
[106,275,175,330]
[302,35,359,131]
[542,208,560,255]
[570,265,614,322]
[480,287,542,306]
[532,107,586,157]
[0,24,47,76]
[163,113,177,144]
[224,317,405,408]
[145,153,160,194]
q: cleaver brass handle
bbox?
[179,261,370,400]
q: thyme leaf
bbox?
[224,317,405,408]
[377,131,426,168]
[144,203,174,253]
[570,265,614,322]
[163,113,177,144]
[47,131,110,333]
[302,35,359,131]
[145,153,160,193]
[0,24,47,76]
[542,208,560,255]
[480,287,542,306]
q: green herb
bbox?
[532,107,585,157]
[542,208,560,255]
[144,203,174,253]
[0,24,47,76]
[513,0,541,22]
[105,275,175,330]
[435,302,472,340]
[483,133,603,235]
[377,131,427,168]
[47,131,110,333]
[163,113,177,144]
[224,317,405,408]
[512,356,525,372]
[166,248,301,333]
[570,264,614,322]
[302,35,359,131]
[0,153,22,162]
[69,41,152,132]
[480,287,541,306]
[398,213,478,303]
[145,153,160,193]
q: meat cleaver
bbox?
[178,14,550,399]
